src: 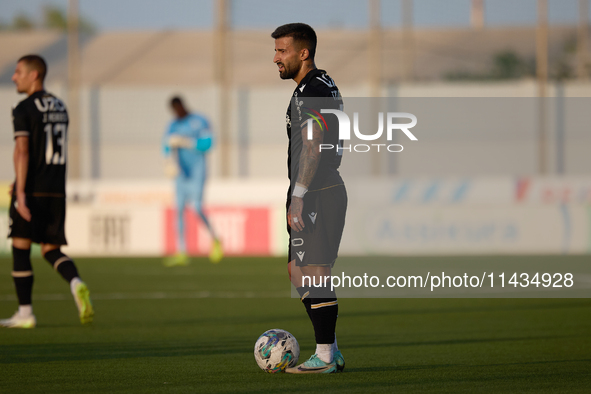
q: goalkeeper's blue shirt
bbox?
[163,113,213,179]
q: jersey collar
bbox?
[295,68,325,94]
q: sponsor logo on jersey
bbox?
[34,96,66,113]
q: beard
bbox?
[278,63,298,80]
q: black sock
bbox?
[297,286,338,345]
[309,296,338,344]
[12,246,33,305]
[44,249,80,283]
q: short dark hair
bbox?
[18,55,47,82]
[271,23,317,60]
[170,96,184,107]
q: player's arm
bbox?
[289,119,323,232]
[12,104,31,221]
[196,134,213,152]
[171,118,213,151]
[13,136,31,221]
[162,123,192,154]
[167,119,198,150]
[196,117,214,152]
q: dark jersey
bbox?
[287,69,344,191]
[12,90,69,196]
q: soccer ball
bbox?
[254,329,299,373]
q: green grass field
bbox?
[1,256,590,393]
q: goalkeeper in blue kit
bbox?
[163,96,223,265]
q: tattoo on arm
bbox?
[297,120,323,188]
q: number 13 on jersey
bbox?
[44,123,67,165]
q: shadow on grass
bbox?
[344,334,577,350]
[1,334,577,365]
[0,339,251,364]
[346,363,457,373]
[351,358,591,373]
[215,360,591,394]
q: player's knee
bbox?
[12,246,32,272]
[12,237,32,250]
[41,244,61,257]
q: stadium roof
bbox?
[0,26,583,87]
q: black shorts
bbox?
[8,194,68,245]
[287,184,347,267]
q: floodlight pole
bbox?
[369,0,382,176]
[369,0,382,98]
[401,0,414,82]
[536,0,549,175]
[215,0,231,177]
[471,0,485,29]
[578,0,589,79]
[67,0,81,179]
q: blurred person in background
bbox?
[162,96,222,266]
[1,55,93,328]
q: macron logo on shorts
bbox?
[297,251,305,262]
[308,212,317,224]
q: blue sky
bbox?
[0,0,585,30]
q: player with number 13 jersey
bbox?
[2,55,93,329]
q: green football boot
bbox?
[164,253,190,267]
[209,239,223,264]
[285,354,337,374]
[74,282,94,324]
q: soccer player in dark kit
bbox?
[0,55,93,328]
[272,23,347,373]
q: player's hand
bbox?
[8,182,14,195]
[16,192,31,222]
[288,197,304,232]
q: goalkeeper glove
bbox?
[168,135,195,149]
